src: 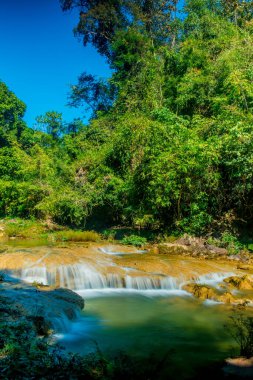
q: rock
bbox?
[224,275,253,290]
[237,264,253,271]
[51,288,85,310]
[217,292,235,304]
[157,235,228,258]
[182,283,245,305]
[182,283,217,300]
[158,243,192,255]
[223,357,253,378]
[0,281,85,334]
[204,244,227,255]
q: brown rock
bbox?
[216,292,235,304]
[237,264,253,271]
[183,283,216,300]
[224,275,253,290]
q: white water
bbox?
[19,263,237,299]
[195,272,235,286]
[20,263,183,292]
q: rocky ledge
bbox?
[0,276,84,336]
[182,275,253,306]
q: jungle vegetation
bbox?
[1,0,253,237]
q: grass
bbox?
[1,218,102,243]
[3,218,47,239]
[54,230,101,242]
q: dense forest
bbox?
[1,0,253,236]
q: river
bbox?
[1,241,253,378]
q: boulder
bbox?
[182,283,217,300]
[224,275,253,290]
[50,288,85,310]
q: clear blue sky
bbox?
[0,0,110,128]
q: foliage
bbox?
[0,319,172,380]
[121,235,147,247]
[228,313,253,357]
[3,218,47,239]
[1,1,253,237]
[207,232,244,254]
[54,230,101,242]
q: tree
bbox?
[35,111,64,140]
[0,81,26,145]
[60,0,180,59]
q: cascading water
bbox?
[20,263,184,292]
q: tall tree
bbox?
[60,0,180,59]
[35,111,64,140]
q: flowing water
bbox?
[1,241,253,378]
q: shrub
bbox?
[248,244,253,252]
[102,229,116,241]
[121,235,147,247]
[228,313,253,357]
[55,230,101,242]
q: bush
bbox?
[228,313,253,357]
[55,230,101,242]
[248,243,253,252]
[102,229,116,241]
[207,232,244,255]
[121,235,147,247]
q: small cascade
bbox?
[21,267,49,285]
[19,264,182,292]
[195,272,235,285]
[18,264,237,296]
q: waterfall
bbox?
[20,264,182,291]
[195,272,235,285]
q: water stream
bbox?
[1,242,253,378]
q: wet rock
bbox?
[182,283,246,305]
[182,283,217,300]
[51,288,85,310]
[1,281,85,334]
[217,292,235,304]
[224,275,253,290]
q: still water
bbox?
[57,292,237,379]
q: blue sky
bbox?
[0,0,110,128]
